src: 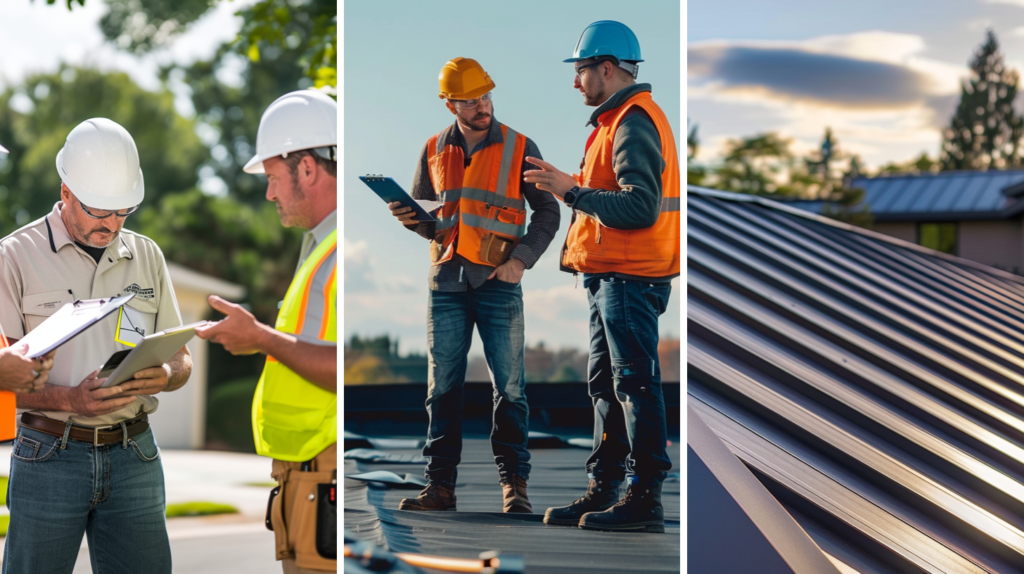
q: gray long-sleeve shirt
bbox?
[572,83,666,230]
[407,117,560,291]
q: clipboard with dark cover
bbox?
[359,175,437,222]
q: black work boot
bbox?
[579,478,664,533]
[500,475,533,513]
[398,482,456,511]
[543,477,622,526]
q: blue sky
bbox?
[689,0,1024,170]
[343,0,682,356]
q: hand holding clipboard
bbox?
[360,175,439,222]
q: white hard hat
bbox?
[244,89,337,175]
[0,143,8,154]
[55,118,144,210]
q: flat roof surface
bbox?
[344,437,681,573]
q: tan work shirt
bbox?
[0,202,184,426]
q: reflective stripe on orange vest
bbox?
[426,123,528,267]
[562,91,681,278]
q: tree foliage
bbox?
[236,0,337,91]
[100,0,215,55]
[686,119,706,186]
[48,0,336,91]
[940,30,1024,171]
[711,132,796,195]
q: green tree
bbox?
[877,151,940,176]
[799,128,872,227]
[940,30,1024,171]
[46,0,336,91]
[686,119,706,186]
[711,132,796,196]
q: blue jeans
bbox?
[3,425,171,574]
[584,276,672,483]
[423,279,530,485]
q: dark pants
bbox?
[422,279,530,486]
[584,276,672,484]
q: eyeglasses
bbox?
[79,201,140,219]
[575,59,614,79]
[452,92,492,110]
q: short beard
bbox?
[458,114,491,132]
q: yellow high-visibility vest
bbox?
[252,228,337,461]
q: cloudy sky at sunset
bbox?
[689,0,1024,169]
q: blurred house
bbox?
[786,170,1024,275]
[147,262,244,450]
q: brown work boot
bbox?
[398,482,456,511]
[500,475,533,513]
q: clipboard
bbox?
[18,294,135,359]
[98,321,208,388]
[359,175,437,222]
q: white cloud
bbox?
[344,237,375,292]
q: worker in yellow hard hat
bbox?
[387,58,560,513]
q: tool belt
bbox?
[20,412,149,446]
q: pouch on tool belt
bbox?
[316,483,337,559]
[479,233,516,266]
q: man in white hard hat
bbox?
[195,89,337,574]
[0,118,192,574]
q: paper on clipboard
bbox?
[17,294,135,358]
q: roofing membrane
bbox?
[688,186,1024,573]
[344,437,681,573]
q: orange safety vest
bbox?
[0,334,14,441]
[426,123,528,267]
[562,90,680,278]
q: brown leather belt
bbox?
[20,412,150,446]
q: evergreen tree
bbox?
[686,119,706,185]
[711,132,796,196]
[800,128,873,227]
[940,30,1024,170]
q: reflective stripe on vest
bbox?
[562,91,681,278]
[426,123,529,267]
[252,228,337,461]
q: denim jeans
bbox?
[423,278,530,485]
[3,425,171,574]
[584,276,672,483]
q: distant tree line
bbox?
[688,29,1022,226]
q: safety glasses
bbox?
[79,201,140,219]
[452,92,492,110]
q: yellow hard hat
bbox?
[438,58,495,100]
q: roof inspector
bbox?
[195,89,338,573]
[525,20,680,533]
[390,58,559,513]
[0,118,193,572]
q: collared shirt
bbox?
[408,117,560,291]
[297,209,337,270]
[0,202,184,426]
[290,210,337,347]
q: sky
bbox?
[343,0,682,357]
[689,0,1024,171]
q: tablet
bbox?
[359,175,437,222]
[98,321,207,387]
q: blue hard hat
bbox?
[564,20,643,63]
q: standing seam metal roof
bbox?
[847,170,1024,221]
[688,185,1024,573]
